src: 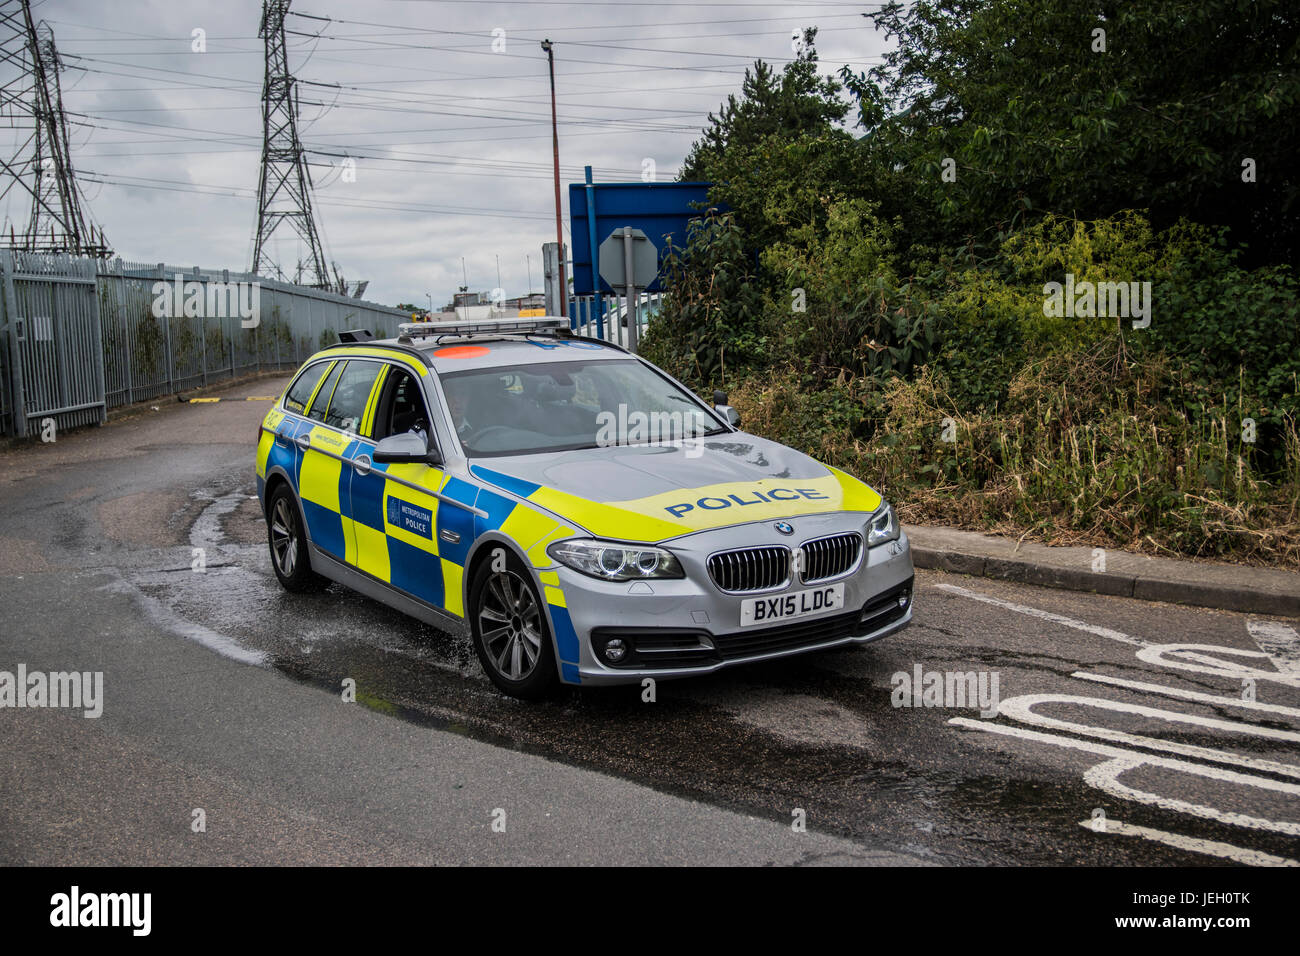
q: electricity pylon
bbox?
[251,0,329,288]
[0,1,110,256]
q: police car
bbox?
[256,318,913,699]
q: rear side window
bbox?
[306,362,344,422]
[284,361,330,415]
[323,361,382,433]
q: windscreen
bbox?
[438,358,725,457]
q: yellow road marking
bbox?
[186,395,278,404]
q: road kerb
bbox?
[911,537,1299,616]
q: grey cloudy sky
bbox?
[6,0,892,307]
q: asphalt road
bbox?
[1,376,1297,866]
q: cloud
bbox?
[12,0,889,307]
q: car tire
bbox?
[469,549,559,699]
[266,483,329,593]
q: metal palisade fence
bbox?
[568,290,660,350]
[0,251,411,438]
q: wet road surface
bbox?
[2,377,1297,865]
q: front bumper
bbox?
[548,514,915,686]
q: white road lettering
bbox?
[1247,619,1300,675]
[1075,818,1298,867]
[942,583,1300,863]
[1135,642,1300,687]
[995,692,1300,779]
[949,718,1300,835]
[1072,671,1300,719]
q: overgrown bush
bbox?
[729,341,1300,566]
[647,11,1300,565]
[638,210,765,388]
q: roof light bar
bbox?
[397,317,567,340]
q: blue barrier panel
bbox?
[568,180,714,296]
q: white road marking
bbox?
[1084,755,1300,836]
[1247,620,1300,675]
[1077,818,1299,867]
[1135,643,1300,687]
[939,582,1300,861]
[996,693,1300,779]
[933,583,1148,646]
[938,581,1300,686]
[949,718,1300,835]
[1072,671,1300,718]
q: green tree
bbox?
[843,0,1300,264]
[681,29,850,182]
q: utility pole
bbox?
[0,1,110,256]
[251,0,330,287]
[526,254,533,295]
[540,39,566,318]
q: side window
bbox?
[323,361,382,433]
[372,368,431,442]
[306,362,343,422]
[284,361,329,415]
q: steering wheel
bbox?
[469,425,513,447]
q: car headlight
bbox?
[867,503,899,547]
[547,539,684,581]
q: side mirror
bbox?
[710,389,739,428]
[373,432,442,466]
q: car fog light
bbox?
[604,638,627,663]
[898,591,910,609]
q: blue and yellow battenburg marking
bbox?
[468,464,882,543]
[258,380,584,682]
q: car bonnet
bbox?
[468,433,883,542]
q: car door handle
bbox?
[274,428,291,447]
[352,454,372,476]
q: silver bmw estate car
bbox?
[257,317,914,698]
